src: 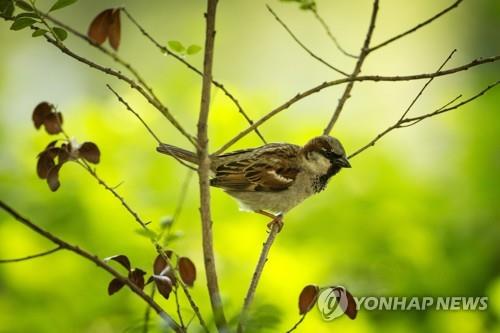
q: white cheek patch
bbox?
[304,152,331,174]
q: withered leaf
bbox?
[298,285,319,315]
[129,268,146,290]
[153,252,173,275]
[104,254,131,271]
[32,102,52,129]
[152,274,174,299]
[342,288,357,319]
[46,164,62,191]
[108,278,125,295]
[43,112,63,134]
[37,152,55,179]
[178,257,196,287]
[87,9,113,45]
[79,141,100,164]
[108,9,121,50]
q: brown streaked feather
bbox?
[210,143,301,192]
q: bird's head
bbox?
[301,135,351,174]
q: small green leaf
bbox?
[15,0,33,11]
[16,12,39,19]
[186,44,202,55]
[49,0,77,12]
[52,27,68,41]
[159,216,173,229]
[10,17,36,30]
[168,40,185,53]
[32,28,48,37]
[135,228,158,241]
[0,1,15,19]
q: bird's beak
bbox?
[335,156,351,168]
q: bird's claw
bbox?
[267,214,284,233]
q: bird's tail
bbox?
[156,143,198,165]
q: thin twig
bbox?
[214,54,500,155]
[369,0,464,53]
[174,287,186,329]
[41,34,197,146]
[106,85,197,171]
[349,80,500,159]
[0,246,62,263]
[311,8,357,59]
[267,5,349,76]
[237,222,280,333]
[197,0,228,331]
[121,8,267,145]
[285,314,307,333]
[142,284,156,333]
[0,200,183,333]
[323,0,380,134]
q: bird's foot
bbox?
[266,213,284,233]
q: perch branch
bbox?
[215,54,500,155]
[237,222,281,333]
[323,0,380,134]
[197,0,228,330]
[267,5,349,76]
[369,0,463,53]
[0,246,62,263]
[0,200,183,333]
[121,8,267,145]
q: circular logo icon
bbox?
[317,286,349,321]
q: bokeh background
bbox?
[1,0,499,332]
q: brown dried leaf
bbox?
[108,9,121,50]
[152,252,173,275]
[108,278,125,295]
[298,285,319,315]
[178,257,196,287]
[32,102,52,129]
[87,9,113,45]
[343,289,357,319]
[152,275,174,299]
[37,152,55,179]
[129,268,146,290]
[43,112,63,134]
[104,254,131,271]
[79,142,100,164]
[46,164,62,191]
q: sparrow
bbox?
[157,135,351,230]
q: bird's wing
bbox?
[210,144,300,192]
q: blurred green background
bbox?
[1,0,499,332]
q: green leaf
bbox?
[52,27,68,41]
[15,0,33,11]
[135,228,158,241]
[0,0,14,18]
[168,40,185,53]
[49,0,77,12]
[186,44,202,55]
[10,17,36,30]
[16,12,39,19]
[32,28,48,37]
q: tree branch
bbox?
[0,246,62,263]
[0,200,183,333]
[197,0,227,331]
[369,0,463,53]
[323,0,380,134]
[237,222,280,333]
[267,5,349,76]
[215,54,500,155]
[121,8,267,145]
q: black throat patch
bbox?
[312,165,342,193]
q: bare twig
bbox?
[267,5,349,76]
[0,200,183,333]
[142,284,156,333]
[121,8,267,145]
[323,0,380,134]
[311,8,357,59]
[41,34,196,146]
[369,0,464,53]
[174,287,186,329]
[106,85,197,171]
[215,54,500,155]
[285,314,307,333]
[0,246,62,263]
[237,222,280,333]
[197,0,227,331]
[349,81,500,159]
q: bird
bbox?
[156,135,351,231]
